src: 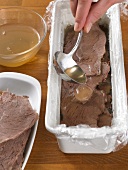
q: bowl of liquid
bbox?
[0,7,47,67]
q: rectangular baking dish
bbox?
[45,0,128,153]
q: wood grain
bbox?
[0,0,22,6]
[0,1,128,170]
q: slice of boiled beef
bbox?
[63,23,106,76]
[61,89,107,127]
[0,129,31,170]
[0,91,38,169]
[0,91,38,143]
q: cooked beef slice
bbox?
[61,89,108,127]
[63,23,106,76]
[61,61,110,96]
[0,129,31,170]
[0,91,38,143]
[0,91,38,169]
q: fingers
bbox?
[84,0,123,33]
[70,0,78,17]
[74,0,93,32]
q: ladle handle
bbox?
[68,30,83,56]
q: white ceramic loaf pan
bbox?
[0,72,41,169]
[45,0,128,153]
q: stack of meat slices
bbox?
[60,23,112,127]
[0,91,38,169]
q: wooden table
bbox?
[0,1,128,170]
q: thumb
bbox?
[84,0,114,33]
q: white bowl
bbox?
[0,72,41,169]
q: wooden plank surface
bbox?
[0,0,128,169]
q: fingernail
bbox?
[85,23,92,33]
[74,22,79,31]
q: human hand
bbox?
[70,0,124,32]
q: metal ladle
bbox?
[54,30,86,84]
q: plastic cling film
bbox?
[120,1,128,17]
[45,0,128,153]
[44,1,55,31]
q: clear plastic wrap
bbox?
[121,0,128,16]
[45,0,128,153]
